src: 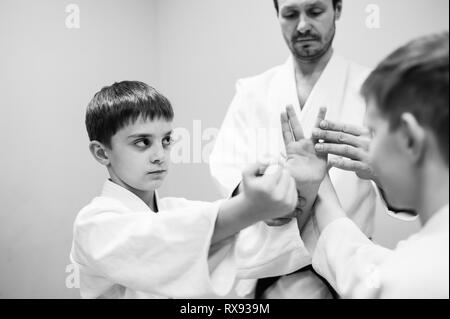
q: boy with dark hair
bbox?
[71,81,304,298]
[285,32,448,298]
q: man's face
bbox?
[365,100,417,210]
[277,0,339,61]
[106,117,173,195]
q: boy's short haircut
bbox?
[361,32,449,164]
[85,81,174,147]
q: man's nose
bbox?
[297,15,312,33]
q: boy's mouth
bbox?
[148,170,167,175]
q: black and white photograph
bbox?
[0,0,448,303]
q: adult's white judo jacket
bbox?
[210,53,385,298]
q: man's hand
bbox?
[312,120,379,184]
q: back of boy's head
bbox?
[362,31,449,164]
[85,81,174,148]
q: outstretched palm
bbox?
[282,105,328,186]
[281,105,329,232]
[264,105,329,228]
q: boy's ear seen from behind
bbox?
[335,1,342,20]
[89,141,110,166]
[399,112,427,164]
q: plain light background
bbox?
[0,0,448,298]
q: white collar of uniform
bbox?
[421,204,449,235]
[101,179,160,213]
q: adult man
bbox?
[210,0,385,298]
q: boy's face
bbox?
[365,100,417,210]
[105,117,173,195]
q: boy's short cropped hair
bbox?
[85,81,174,147]
[361,32,449,163]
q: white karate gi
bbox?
[70,180,304,299]
[313,205,449,299]
[210,53,384,298]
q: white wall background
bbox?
[0,0,448,298]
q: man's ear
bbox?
[89,141,111,166]
[399,113,426,163]
[334,1,342,20]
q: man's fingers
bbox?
[312,129,363,148]
[286,105,305,141]
[281,112,294,148]
[315,143,363,160]
[329,157,367,173]
[319,120,369,137]
[314,107,328,128]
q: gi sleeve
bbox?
[312,217,393,298]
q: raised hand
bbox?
[264,106,328,228]
[312,120,379,183]
[282,105,328,185]
[280,105,328,232]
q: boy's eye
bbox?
[162,136,174,147]
[134,138,151,148]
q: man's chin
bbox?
[293,48,327,62]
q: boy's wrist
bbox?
[238,193,266,223]
[313,174,346,232]
[314,195,346,232]
[214,194,260,245]
[296,180,321,204]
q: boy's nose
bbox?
[150,145,166,163]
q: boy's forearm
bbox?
[313,174,346,233]
[211,194,261,245]
[297,183,320,234]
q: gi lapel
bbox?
[300,53,349,138]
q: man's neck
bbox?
[293,48,334,79]
[418,160,449,225]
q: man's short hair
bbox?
[273,0,342,14]
[362,32,449,164]
[85,81,174,148]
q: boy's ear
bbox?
[335,2,342,20]
[89,141,110,166]
[399,113,426,164]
